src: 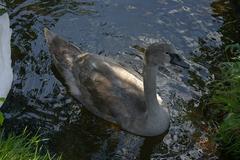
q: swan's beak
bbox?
[168,53,190,69]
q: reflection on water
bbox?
[1,0,239,159]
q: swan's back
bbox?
[0,12,13,102]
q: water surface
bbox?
[2,0,240,159]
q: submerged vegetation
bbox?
[208,43,240,159]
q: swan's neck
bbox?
[143,63,170,135]
[143,64,159,113]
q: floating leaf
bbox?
[0,112,4,126]
[0,8,7,16]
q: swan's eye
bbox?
[166,52,174,55]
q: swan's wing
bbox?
[71,54,147,125]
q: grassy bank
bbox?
[208,43,240,159]
[0,98,61,160]
[0,129,61,160]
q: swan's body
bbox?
[0,12,13,107]
[44,29,178,136]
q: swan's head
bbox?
[145,43,173,66]
[145,43,189,69]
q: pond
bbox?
[2,0,240,159]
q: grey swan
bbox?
[44,28,184,136]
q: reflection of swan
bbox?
[45,28,180,136]
[0,13,13,107]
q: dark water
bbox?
[1,0,240,159]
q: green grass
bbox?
[210,62,240,113]
[217,113,240,158]
[208,43,240,159]
[0,129,61,160]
